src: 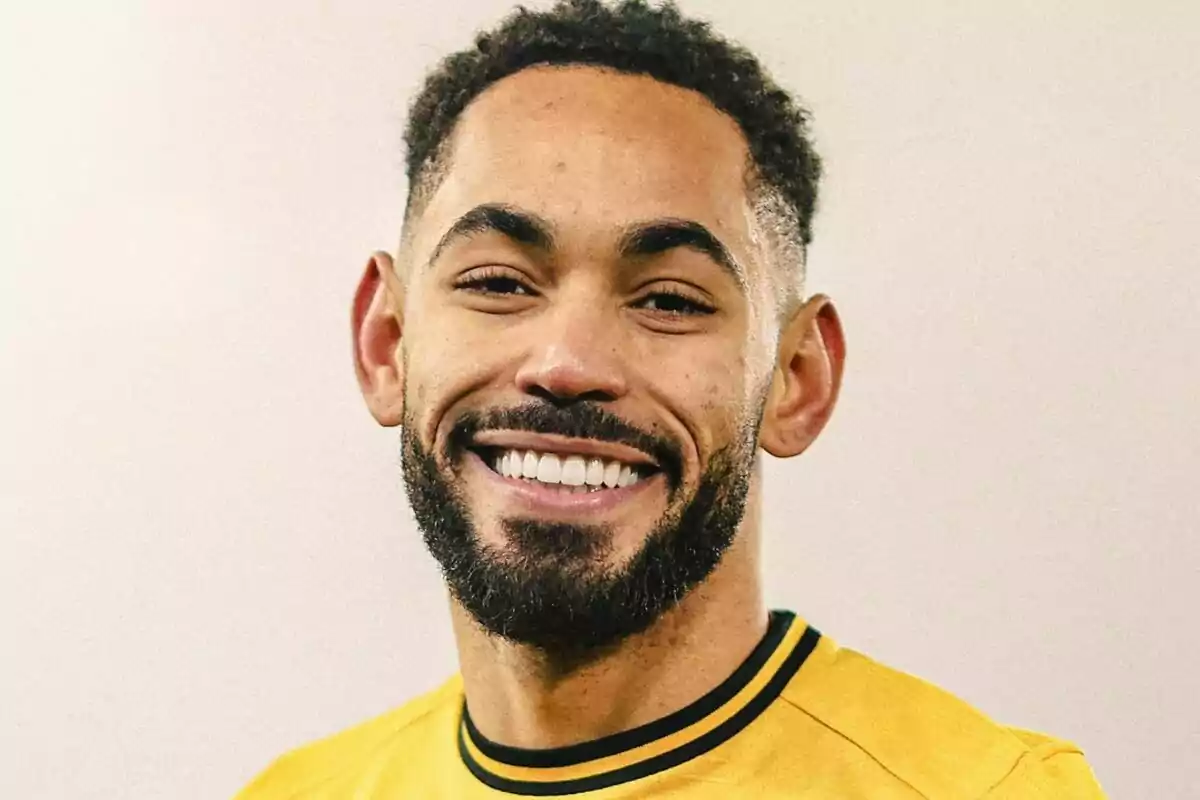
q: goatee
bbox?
[400,399,763,672]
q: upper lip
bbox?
[470,431,659,470]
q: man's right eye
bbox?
[453,267,535,296]
[459,277,531,295]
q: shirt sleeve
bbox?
[985,749,1108,800]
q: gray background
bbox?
[3,1,1197,798]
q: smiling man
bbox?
[237,1,1105,797]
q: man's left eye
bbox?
[637,292,715,316]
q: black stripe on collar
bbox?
[459,611,820,796]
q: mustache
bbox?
[447,400,684,485]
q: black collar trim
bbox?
[458,611,820,796]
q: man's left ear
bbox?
[759,295,846,458]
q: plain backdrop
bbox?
[3,1,1198,798]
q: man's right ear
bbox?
[352,251,405,427]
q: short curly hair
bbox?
[401,0,821,283]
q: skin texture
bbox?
[352,65,846,749]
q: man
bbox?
[238,1,1106,796]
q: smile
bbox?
[465,446,663,515]
[477,447,651,491]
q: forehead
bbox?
[413,65,760,257]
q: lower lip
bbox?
[465,450,661,515]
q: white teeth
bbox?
[617,464,636,487]
[585,458,605,486]
[536,453,562,483]
[521,451,540,479]
[603,461,621,488]
[561,456,587,486]
[487,448,648,489]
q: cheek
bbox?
[402,307,507,418]
[646,340,753,444]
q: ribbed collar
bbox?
[459,610,821,795]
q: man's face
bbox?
[394,66,783,657]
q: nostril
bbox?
[527,385,618,407]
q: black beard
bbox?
[400,399,762,673]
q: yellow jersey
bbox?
[236,611,1106,798]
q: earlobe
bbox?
[760,296,846,458]
[352,251,406,427]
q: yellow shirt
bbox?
[236,611,1107,798]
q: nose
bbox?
[513,298,628,405]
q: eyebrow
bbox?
[617,218,746,291]
[427,204,555,267]
[427,204,745,291]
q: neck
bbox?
[453,498,767,750]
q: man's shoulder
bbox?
[779,633,1105,798]
[234,675,463,800]
[987,727,1105,799]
